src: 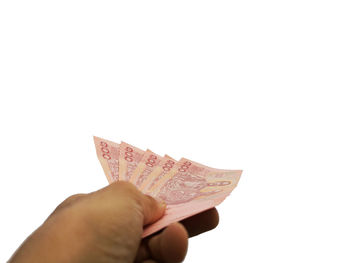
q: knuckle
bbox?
[64,194,82,203]
[109,181,140,198]
[107,181,144,208]
[51,194,84,215]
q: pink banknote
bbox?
[142,155,177,194]
[118,142,145,181]
[94,137,242,238]
[149,158,241,205]
[93,136,120,183]
[129,150,162,190]
[142,158,242,236]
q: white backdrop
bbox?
[1,1,349,262]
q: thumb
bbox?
[97,181,166,226]
[140,195,166,225]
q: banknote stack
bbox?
[94,136,242,237]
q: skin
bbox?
[9,181,219,263]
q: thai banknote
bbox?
[94,137,242,237]
[142,159,242,236]
[129,150,162,190]
[148,158,241,204]
[118,141,145,181]
[142,155,176,194]
[93,136,120,183]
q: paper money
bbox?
[129,150,162,189]
[142,155,176,194]
[93,136,120,183]
[94,137,242,237]
[118,142,145,181]
[150,158,241,204]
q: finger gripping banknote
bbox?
[94,137,242,237]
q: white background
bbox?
[1,1,349,262]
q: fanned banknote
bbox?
[142,154,176,193]
[129,150,162,189]
[94,137,120,183]
[118,141,145,181]
[94,137,242,237]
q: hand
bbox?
[9,181,219,263]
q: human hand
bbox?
[9,181,219,263]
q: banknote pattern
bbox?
[118,142,145,181]
[94,137,242,237]
[142,155,176,193]
[94,137,120,182]
[129,150,162,188]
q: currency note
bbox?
[94,137,242,238]
[118,142,145,181]
[129,150,162,190]
[93,136,120,183]
[149,158,241,205]
[142,155,176,194]
[143,160,242,237]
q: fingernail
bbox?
[155,198,167,209]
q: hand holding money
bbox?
[94,137,242,237]
[9,137,241,263]
[9,181,219,263]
